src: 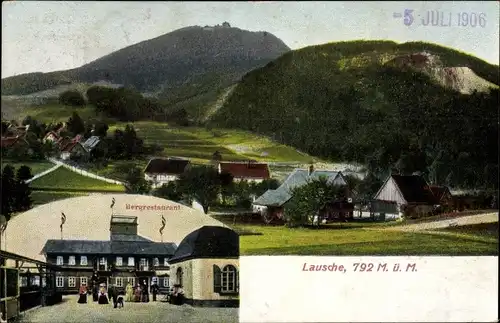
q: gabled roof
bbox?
[41,238,177,256]
[253,169,345,207]
[0,136,20,148]
[43,131,60,140]
[219,162,270,179]
[389,175,437,204]
[429,186,452,201]
[144,158,190,175]
[168,226,239,264]
[82,136,101,151]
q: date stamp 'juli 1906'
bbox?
[393,9,487,28]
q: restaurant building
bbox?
[40,215,177,294]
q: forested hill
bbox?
[210,40,499,191]
[1,23,290,110]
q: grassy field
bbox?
[30,167,125,192]
[234,223,498,256]
[1,159,54,175]
[31,191,90,206]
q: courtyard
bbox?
[16,295,239,323]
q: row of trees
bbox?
[1,165,33,222]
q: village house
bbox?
[429,185,454,211]
[168,226,239,307]
[253,165,352,222]
[59,139,87,161]
[5,124,29,137]
[43,124,66,143]
[144,158,191,188]
[217,161,270,183]
[373,174,438,218]
[40,215,176,295]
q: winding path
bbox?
[384,212,498,232]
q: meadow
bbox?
[236,224,498,256]
[30,167,125,192]
[213,214,498,256]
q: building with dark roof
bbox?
[168,226,239,307]
[144,158,191,188]
[373,174,439,217]
[217,161,270,183]
[40,215,177,295]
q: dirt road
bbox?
[386,212,498,232]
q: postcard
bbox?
[1,1,498,323]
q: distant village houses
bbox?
[144,158,191,188]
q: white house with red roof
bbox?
[217,161,270,183]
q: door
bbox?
[98,277,108,292]
[138,277,149,293]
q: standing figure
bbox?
[108,283,117,308]
[151,282,159,302]
[141,281,149,302]
[92,283,99,302]
[77,283,87,304]
[125,282,134,302]
[97,283,109,304]
[134,284,142,302]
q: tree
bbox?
[67,112,85,135]
[1,165,16,221]
[219,171,234,205]
[94,121,109,137]
[13,166,32,211]
[284,177,349,227]
[125,166,151,194]
[16,165,33,181]
[154,182,182,201]
[59,90,85,106]
[177,166,221,214]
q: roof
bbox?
[60,142,79,152]
[219,162,270,179]
[168,226,239,264]
[82,136,101,151]
[110,234,151,242]
[41,239,177,256]
[110,215,137,224]
[144,158,190,175]
[43,131,60,139]
[253,169,344,207]
[1,136,19,148]
[390,175,437,204]
[429,186,451,201]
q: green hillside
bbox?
[210,40,499,190]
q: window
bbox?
[80,277,88,286]
[176,267,183,287]
[153,258,159,267]
[68,277,76,287]
[56,256,63,265]
[164,258,169,266]
[127,277,135,286]
[99,257,107,270]
[221,265,237,293]
[115,277,123,287]
[163,277,169,288]
[139,258,148,271]
[80,256,87,266]
[56,276,64,288]
[116,257,123,266]
[128,257,135,266]
[68,256,76,265]
[20,276,28,287]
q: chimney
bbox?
[308,164,314,176]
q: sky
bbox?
[2,1,499,78]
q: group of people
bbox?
[77,279,161,307]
